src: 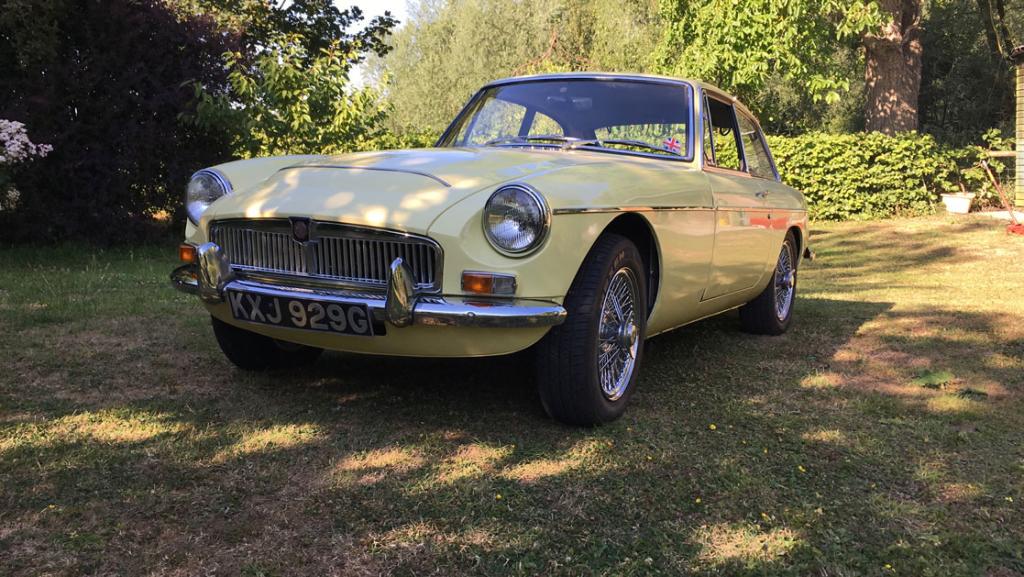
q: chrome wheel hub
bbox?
[598,268,640,401]
[774,243,795,321]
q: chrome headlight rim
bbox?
[186,168,232,225]
[482,183,551,257]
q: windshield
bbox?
[439,78,694,160]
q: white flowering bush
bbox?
[0,119,52,210]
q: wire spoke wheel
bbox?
[774,242,795,322]
[597,267,640,401]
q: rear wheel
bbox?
[535,234,647,426]
[739,231,798,335]
[211,316,323,370]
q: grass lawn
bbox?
[2,215,1023,576]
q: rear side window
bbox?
[704,96,743,172]
[736,113,777,180]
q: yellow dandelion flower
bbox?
[709,424,717,430]
[495,493,502,500]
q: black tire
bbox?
[535,234,647,426]
[211,316,323,371]
[740,231,798,335]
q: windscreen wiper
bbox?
[484,135,597,147]
[580,138,681,156]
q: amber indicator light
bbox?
[179,244,197,264]
[461,271,516,295]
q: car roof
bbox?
[483,72,759,123]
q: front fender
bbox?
[427,190,616,300]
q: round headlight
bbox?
[482,184,550,256]
[186,169,231,224]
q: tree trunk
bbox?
[864,0,923,134]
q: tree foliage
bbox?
[654,0,882,105]
[193,34,390,158]
[0,0,234,241]
[167,0,398,62]
[374,0,661,134]
[186,2,398,158]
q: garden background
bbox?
[1,0,1022,242]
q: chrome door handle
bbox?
[755,191,769,199]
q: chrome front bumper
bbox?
[170,242,566,329]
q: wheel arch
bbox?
[600,213,661,318]
[786,225,804,261]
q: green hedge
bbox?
[768,131,1016,221]
[768,132,956,221]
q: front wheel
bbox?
[211,316,323,370]
[739,231,798,335]
[535,234,647,426]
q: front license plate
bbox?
[226,290,374,337]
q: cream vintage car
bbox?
[171,73,810,425]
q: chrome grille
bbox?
[209,219,442,292]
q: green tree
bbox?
[653,0,882,106]
[194,33,390,157]
[187,2,398,157]
[373,0,660,134]
[167,0,398,62]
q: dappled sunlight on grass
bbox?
[332,446,427,486]
[1,215,1023,575]
[500,439,608,484]
[800,428,846,445]
[433,443,511,485]
[693,523,801,566]
[211,423,322,463]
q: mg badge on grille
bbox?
[290,217,312,243]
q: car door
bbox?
[701,92,773,301]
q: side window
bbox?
[736,113,777,180]
[704,96,744,172]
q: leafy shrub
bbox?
[193,33,390,158]
[0,0,234,242]
[945,129,1015,207]
[769,132,956,220]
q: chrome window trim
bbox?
[701,88,749,173]
[439,76,697,163]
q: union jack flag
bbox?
[663,137,681,154]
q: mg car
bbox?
[171,73,810,425]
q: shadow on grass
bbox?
[1,297,1023,576]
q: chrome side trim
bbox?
[278,165,452,188]
[552,206,711,215]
